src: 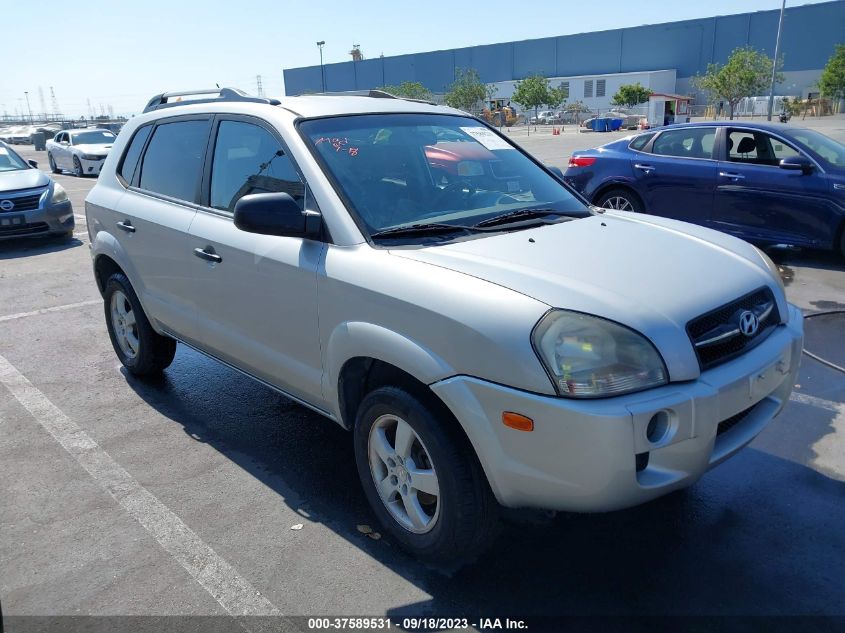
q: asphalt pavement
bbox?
[1,130,844,631]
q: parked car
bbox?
[0,140,74,239]
[86,88,802,563]
[46,128,117,177]
[1,125,37,145]
[564,122,845,258]
[529,110,559,125]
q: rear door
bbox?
[187,116,326,405]
[630,126,717,225]
[114,116,212,341]
[713,127,835,247]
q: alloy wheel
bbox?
[368,413,440,534]
[110,290,139,359]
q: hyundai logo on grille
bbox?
[0,200,14,211]
[738,310,760,337]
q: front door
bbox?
[713,128,835,247]
[187,117,326,405]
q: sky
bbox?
[2,0,835,119]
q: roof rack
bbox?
[142,88,281,113]
[302,89,437,106]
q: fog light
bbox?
[646,411,671,444]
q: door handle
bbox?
[634,163,655,172]
[719,172,745,180]
[193,247,222,263]
[116,220,135,233]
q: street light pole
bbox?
[767,0,786,121]
[317,41,326,92]
[23,91,34,123]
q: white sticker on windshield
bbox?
[460,127,514,151]
[0,148,8,156]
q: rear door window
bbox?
[651,128,716,159]
[139,119,211,202]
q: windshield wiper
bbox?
[473,208,568,228]
[370,222,477,239]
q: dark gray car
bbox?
[0,141,74,240]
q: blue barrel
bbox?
[610,118,623,131]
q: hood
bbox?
[75,143,113,154]
[392,212,782,381]
[0,168,50,193]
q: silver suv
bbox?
[86,88,803,562]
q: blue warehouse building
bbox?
[283,1,844,107]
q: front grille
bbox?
[717,404,756,436]
[0,221,49,236]
[687,287,779,371]
[0,192,43,212]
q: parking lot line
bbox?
[0,352,282,617]
[789,392,842,412]
[0,299,101,323]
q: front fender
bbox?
[323,321,456,420]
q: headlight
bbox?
[50,182,67,203]
[80,153,103,160]
[753,246,786,296]
[532,310,668,398]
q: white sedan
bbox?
[46,129,116,177]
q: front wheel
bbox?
[73,156,84,177]
[595,187,643,213]
[104,273,176,376]
[354,386,498,563]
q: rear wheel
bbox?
[354,386,499,563]
[73,156,84,178]
[48,153,60,174]
[104,273,176,376]
[595,187,643,212]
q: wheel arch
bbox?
[591,180,645,210]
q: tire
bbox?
[354,386,498,563]
[48,153,60,174]
[595,187,643,213]
[73,156,84,178]
[103,273,176,377]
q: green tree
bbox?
[378,81,433,101]
[692,46,783,120]
[444,68,487,112]
[547,84,568,110]
[511,74,552,124]
[611,83,652,108]
[819,44,845,105]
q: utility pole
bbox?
[256,75,265,97]
[38,87,48,121]
[50,87,61,120]
[767,0,786,121]
[317,41,326,92]
[23,91,34,123]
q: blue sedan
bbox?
[563,122,845,258]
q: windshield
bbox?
[789,129,845,168]
[300,114,587,240]
[0,145,29,172]
[71,131,115,145]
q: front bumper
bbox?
[0,200,74,240]
[78,157,106,175]
[431,304,803,512]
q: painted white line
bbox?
[74,214,87,221]
[789,392,842,412]
[0,300,101,323]
[0,352,281,617]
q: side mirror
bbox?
[28,160,38,168]
[547,165,564,180]
[779,155,814,175]
[234,192,321,238]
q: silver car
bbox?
[0,141,74,240]
[46,128,116,177]
[85,88,803,562]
